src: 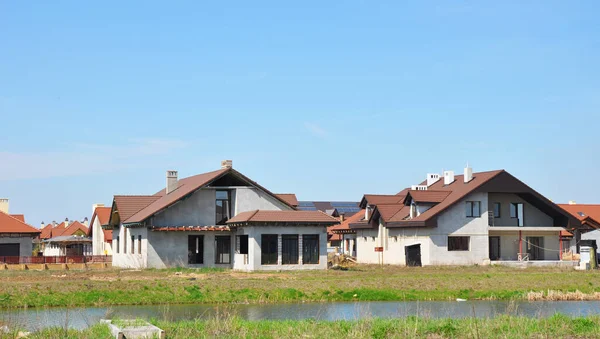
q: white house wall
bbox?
[92,217,112,255]
[112,226,148,268]
[233,187,292,214]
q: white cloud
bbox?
[304,122,327,138]
[0,138,189,180]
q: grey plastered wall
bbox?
[487,193,553,227]
[233,187,292,214]
[0,237,34,256]
[150,190,216,227]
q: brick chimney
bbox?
[221,160,233,169]
[166,170,178,194]
[0,199,8,214]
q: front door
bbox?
[405,244,422,267]
[489,236,501,260]
[526,237,544,260]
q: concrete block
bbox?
[101,319,165,339]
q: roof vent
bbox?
[569,200,577,205]
[464,164,473,183]
[443,170,455,185]
[411,185,428,191]
[166,170,178,194]
[427,173,440,186]
[221,160,233,169]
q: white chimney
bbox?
[221,160,233,169]
[92,203,105,214]
[427,173,441,186]
[569,200,577,205]
[166,170,178,194]
[41,221,45,228]
[443,170,455,185]
[0,199,8,214]
[64,217,69,227]
[82,217,89,226]
[464,164,473,183]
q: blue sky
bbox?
[1,1,599,226]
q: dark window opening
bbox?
[123,231,127,254]
[493,202,501,218]
[465,201,481,218]
[138,235,142,254]
[215,236,231,264]
[116,236,119,254]
[448,236,470,251]
[261,234,278,265]
[188,235,204,264]
[216,190,231,225]
[238,235,248,254]
[302,234,319,264]
[131,235,135,253]
[510,203,524,226]
[282,235,299,265]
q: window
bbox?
[138,235,142,254]
[188,235,204,264]
[448,236,470,251]
[237,235,248,254]
[510,203,524,226]
[493,203,501,218]
[123,230,127,253]
[261,234,278,265]
[465,201,481,218]
[215,190,231,225]
[302,234,320,264]
[116,236,119,254]
[282,235,299,265]
[131,235,135,254]
[215,236,231,264]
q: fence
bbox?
[0,255,112,265]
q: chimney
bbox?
[427,173,441,186]
[64,217,69,227]
[443,170,455,185]
[464,164,473,183]
[92,203,105,214]
[52,220,57,227]
[83,217,89,226]
[221,160,233,169]
[0,199,8,214]
[41,221,45,228]
[569,200,577,205]
[340,214,345,223]
[166,170,178,194]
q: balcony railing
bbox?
[0,255,111,264]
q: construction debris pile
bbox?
[328,252,356,270]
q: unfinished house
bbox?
[350,166,581,266]
[105,161,338,270]
[0,199,40,256]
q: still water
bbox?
[2,300,600,331]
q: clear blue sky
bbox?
[1,1,599,226]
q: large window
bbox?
[115,236,119,254]
[188,235,204,264]
[465,201,481,218]
[261,234,278,265]
[282,235,299,265]
[448,236,470,251]
[138,235,142,254]
[510,202,524,226]
[493,202,501,218]
[215,190,231,225]
[215,236,231,264]
[302,235,320,264]
[237,235,248,254]
[131,235,135,254]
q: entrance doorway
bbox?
[489,236,500,260]
[526,237,544,260]
[405,244,422,267]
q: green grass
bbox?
[1,265,599,308]
[26,315,600,338]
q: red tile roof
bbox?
[227,210,338,225]
[10,214,25,222]
[0,211,41,235]
[275,194,299,207]
[152,225,231,232]
[40,224,53,239]
[329,209,365,234]
[558,204,600,229]
[87,206,113,240]
[121,168,296,224]
[48,221,89,238]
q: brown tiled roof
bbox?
[558,204,600,229]
[87,207,113,240]
[123,168,296,224]
[406,190,451,203]
[114,195,162,222]
[227,210,338,225]
[0,211,41,235]
[329,209,364,234]
[361,194,405,207]
[152,225,231,232]
[10,214,25,222]
[275,194,299,207]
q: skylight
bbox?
[578,212,586,217]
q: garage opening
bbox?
[0,244,20,257]
[405,244,422,267]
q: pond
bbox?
[2,300,600,331]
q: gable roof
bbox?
[404,190,451,203]
[227,210,338,225]
[275,194,299,207]
[40,224,53,239]
[87,206,113,239]
[0,211,41,235]
[112,167,296,225]
[360,194,405,208]
[557,204,600,230]
[329,209,365,234]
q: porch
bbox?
[488,227,571,262]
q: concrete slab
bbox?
[101,319,165,339]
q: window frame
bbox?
[448,236,470,251]
[302,234,320,265]
[131,235,135,254]
[188,235,204,265]
[261,234,278,265]
[115,236,119,254]
[465,201,481,218]
[493,202,501,218]
[138,235,142,254]
[281,234,299,265]
[215,190,231,225]
[215,235,231,264]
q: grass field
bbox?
[27,315,600,338]
[0,265,599,308]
